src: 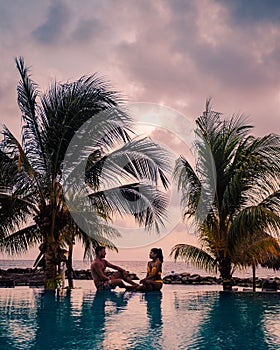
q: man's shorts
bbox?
[97,280,116,291]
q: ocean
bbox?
[0,259,278,280]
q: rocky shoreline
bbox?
[163,272,280,289]
[0,268,279,289]
[0,268,139,287]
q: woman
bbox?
[138,248,164,292]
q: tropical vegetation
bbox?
[0,57,171,289]
[171,100,280,290]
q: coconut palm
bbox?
[171,100,280,290]
[0,57,170,289]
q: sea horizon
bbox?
[1,259,279,280]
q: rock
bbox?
[188,275,201,283]
[181,272,191,277]
[171,280,182,284]
[163,272,279,288]
[0,280,15,288]
[181,276,190,283]
[162,278,172,284]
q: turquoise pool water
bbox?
[0,286,279,349]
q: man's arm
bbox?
[105,260,127,272]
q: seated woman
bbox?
[137,248,164,292]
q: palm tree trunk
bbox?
[219,256,233,291]
[252,265,256,292]
[44,241,59,289]
[67,244,74,289]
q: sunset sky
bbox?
[1,0,280,261]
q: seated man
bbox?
[91,246,139,291]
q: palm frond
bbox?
[0,187,39,239]
[232,234,280,267]
[2,126,35,177]
[170,243,218,273]
[85,136,171,190]
[1,126,46,206]
[42,77,131,179]
[89,182,168,233]
[174,156,201,218]
[1,224,42,255]
[15,57,47,173]
[76,229,118,261]
[228,205,280,247]
[259,190,280,212]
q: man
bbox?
[91,246,139,291]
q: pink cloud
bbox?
[1,0,280,260]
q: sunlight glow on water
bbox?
[0,287,279,349]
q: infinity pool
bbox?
[0,285,279,349]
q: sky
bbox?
[0,0,280,261]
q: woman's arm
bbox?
[140,263,150,283]
[141,261,162,283]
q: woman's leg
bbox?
[145,281,162,291]
[135,281,153,292]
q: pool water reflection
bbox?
[0,287,279,349]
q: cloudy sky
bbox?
[1,0,280,261]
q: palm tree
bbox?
[171,100,280,290]
[0,57,170,289]
[232,231,280,291]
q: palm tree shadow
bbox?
[28,289,132,349]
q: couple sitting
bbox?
[91,246,163,292]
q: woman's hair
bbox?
[151,248,164,262]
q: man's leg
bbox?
[120,271,139,286]
[109,278,127,289]
[111,271,139,287]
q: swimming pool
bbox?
[0,285,279,349]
